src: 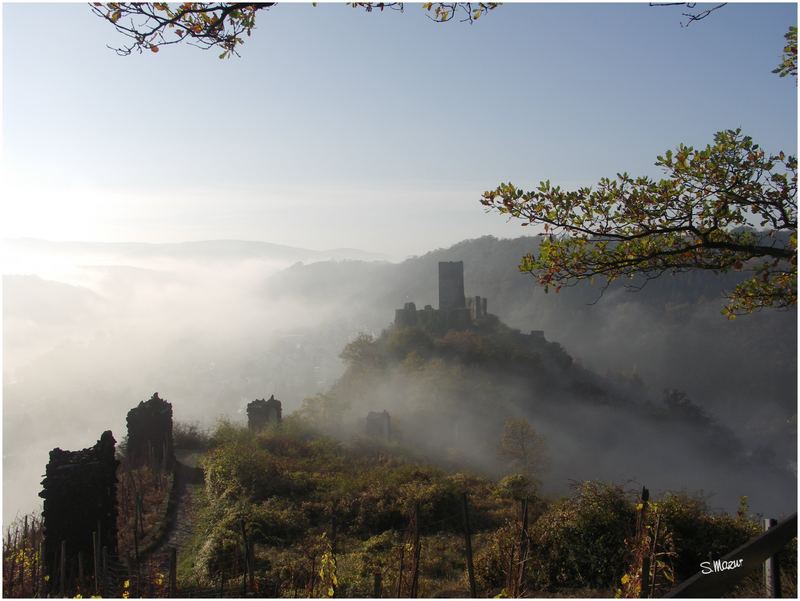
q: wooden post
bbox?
[248,541,256,592]
[639,487,650,599]
[505,539,515,596]
[169,547,177,597]
[396,532,406,597]
[241,519,248,597]
[8,533,16,598]
[410,503,421,598]
[665,513,796,598]
[373,572,382,598]
[330,513,338,598]
[20,518,27,595]
[148,557,155,599]
[641,557,651,598]
[461,493,477,598]
[101,546,108,598]
[649,515,661,598]
[516,498,529,597]
[92,531,100,595]
[134,516,140,564]
[18,544,25,597]
[32,529,39,598]
[137,494,144,539]
[763,518,781,597]
[59,540,66,598]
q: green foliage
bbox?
[186,417,791,597]
[772,26,798,79]
[437,329,502,363]
[654,492,759,582]
[527,482,635,590]
[339,333,383,368]
[384,326,435,360]
[173,420,211,450]
[481,128,797,317]
[317,532,339,597]
[497,418,550,487]
[296,393,352,431]
[473,522,517,592]
[495,473,537,500]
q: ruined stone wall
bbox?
[467,296,489,320]
[126,392,175,470]
[394,302,418,327]
[39,431,119,589]
[365,411,391,441]
[394,262,490,334]
[247,395,282,430]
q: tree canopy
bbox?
[479,22,796,319]
[497,417,549,487]
[90,2,499,58]
[481,130,797,318]
[90,2,730,58]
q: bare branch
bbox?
[649,2,727,27]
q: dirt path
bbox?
[165,472,202,550]
[136,449,205,564]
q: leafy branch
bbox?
[90,2,500,58]
[480,129,797,318]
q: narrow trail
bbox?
[166,451,205,551]
[135,448,205,582]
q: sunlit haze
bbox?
[1,3,797,580]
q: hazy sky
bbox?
[3,2,797,257]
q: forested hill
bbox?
[265,235,796,453]
[297,291,794,516]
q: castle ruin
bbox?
[365,410,391,442]
[394,261,488,332]
[247,395,283,430]
[126,392,175,470]
[39,431,119,594]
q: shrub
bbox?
[528,481,635,590]
[173,421,211,450]
[655,492,759,582]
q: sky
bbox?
[2,1,797,258]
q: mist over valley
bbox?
[3,235,795,525]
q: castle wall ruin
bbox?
[247,395,283,430]
[394,261,487,332]
[126,392,175,470]
[365,410,391,442]
[39,430,119,593]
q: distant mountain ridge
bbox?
[2,237,389,264]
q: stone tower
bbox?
[365,410,391,442]
[247,395,283,431]
[126,392,174,470]
[40,431,119,594]
[438,261,466,310]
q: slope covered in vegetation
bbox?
[175,418,796,598]
[297,318,790,513]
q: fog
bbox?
[316,326,795,518]
[3,239,370,524]
[3,236,796,525]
